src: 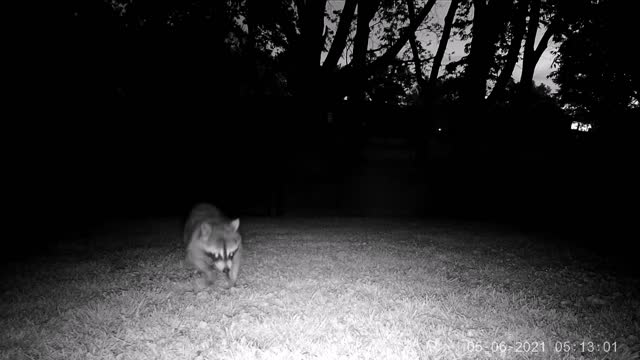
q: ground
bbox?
[1,217,638,359]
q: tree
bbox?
[428,0,461,86]
[463,0,513,107]
[322,0,358,72]
[332,0,440,105]
[486,0,529,104]
[551,0,639,122]
[406,0,462,110]
[518,0,555,100]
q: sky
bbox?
[325,0,559,92]
[423,1,559,91]
[442,33,559,92]
[515,43,558,91]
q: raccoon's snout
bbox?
[222,267,230,274]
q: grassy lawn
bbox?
[1,218,638,359]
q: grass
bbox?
[1,217,639,359]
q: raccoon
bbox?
[184,203,242,288]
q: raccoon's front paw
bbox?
[195,277,212,289]
[221,280,237,290]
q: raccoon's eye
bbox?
[206,252,221,261]
[228,251,235,259]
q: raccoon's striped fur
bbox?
[184,203,242,288]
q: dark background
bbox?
[6,1,638,274]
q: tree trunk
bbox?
[349,0,381,102]
[323,0,357,72]
[464,0,512,107]
[406,0,425,85]
[429,0,460,84]
[487,0,529,104]
[519,0,540,97]
[519,0,554,100]
[352,0,380,69]
[292,0,328,106]
[418,0,459,111]
[465,0,488,107]
[336,0,437,101]
[298,0,328,78]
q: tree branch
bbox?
[406,0,425,84]
[371,0,437,70]
[322,0,357,72]
[429,0,460,83]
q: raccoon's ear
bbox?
[230,219,240,232]
[199,223,212,238]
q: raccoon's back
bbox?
[183,203,226,244]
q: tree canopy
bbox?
[57,0,635,132]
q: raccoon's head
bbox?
[198,219,242,274]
